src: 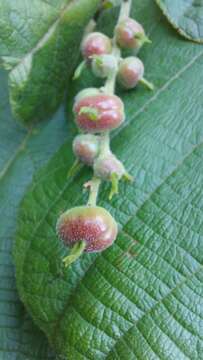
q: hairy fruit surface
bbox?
[56,206,118,252]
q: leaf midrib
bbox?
[10,0,75,71]
[0,0,92,184]
[0,129,33,182]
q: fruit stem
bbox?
[119,0,132,21]
[87,0,132,204]
[103,46,120,94]
[100,132,110,155]
[84,19,96,36]
[140,77,154,91]
[87,177,101,206]
[63,240,86,267]
[109,173,119,200]
[103,0,132,95]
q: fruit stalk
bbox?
[56,0,152,265]
[87,0,132,205]
[119,0,132,21]
[87,177,101,206]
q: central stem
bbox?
[87,177,101,206]
[119,0,132,21]
[87,0,132,206]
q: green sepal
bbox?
[63,241,86,267]
[79,106,99,121]
[123,172,134,182]
[109,172,119,200]
[135,32,152,45]
[109,171,134,200]
[91,55,103,67]
[73,60,87,80]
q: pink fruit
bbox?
[81,32,112,60]
[115,18,150,49]
[94,152,125,180]
[73,134,99,166]
[118,56,144,89]
[94,152,133,199]
[74,94,125,133]
[56,206,118,252]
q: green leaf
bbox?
[14,0,203,359]
[0,67,77,359]
[0,0,99,123]
[156,0,203,43]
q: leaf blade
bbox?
[0,0,99,123]
[156,0,203,43]
[0,68,75,359]
[14,0,203,358]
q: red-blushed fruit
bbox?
[94,152,125,180]
[81,32,112,60]
[74,94,125,133]
[73,134,100,166]
[115,18,150,49]
[56,206,118,252]
[118,56,144,89]
[94,152,133,199]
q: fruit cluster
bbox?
[57,0,153,267]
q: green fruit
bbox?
[91,54,118,78]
